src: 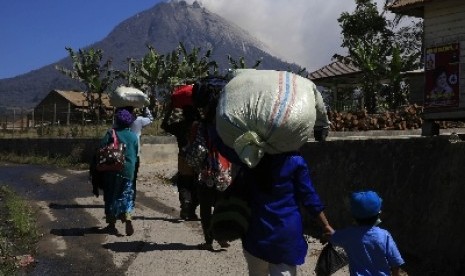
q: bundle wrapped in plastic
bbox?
[109,86,150,108]
[216,69,330,168]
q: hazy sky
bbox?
[0,0,390,79]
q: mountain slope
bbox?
[0,1,302,111]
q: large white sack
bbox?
[216,69,330,168]
[109,86,150,108]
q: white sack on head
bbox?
[216,69,330,168]
[109,86,150,108]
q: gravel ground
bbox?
[75,160,349,275]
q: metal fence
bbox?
[0,104,168,138]
[0,107,105,138]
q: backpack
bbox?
[199,125,232,192]
[183,122,232,191]
[95,129,125,172]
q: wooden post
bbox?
[12,108,15,137]
[82,100,85,125]
[53,103,57,125]
[20,109,23,131]
[67,102,71,125]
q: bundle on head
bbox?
[192,76,229,121]
[216,69,331,168]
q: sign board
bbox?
[424,43,460,108]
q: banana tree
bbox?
[227,55,262,70]
[55,47,119,121]
[335,0,422,113]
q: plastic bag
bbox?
[315,243,349,276]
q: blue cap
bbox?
[350,191,382,219]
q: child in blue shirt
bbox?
[330,190,405,276]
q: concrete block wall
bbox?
[301,136,465,275]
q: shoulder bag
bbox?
[96,129,125,172]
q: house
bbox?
[33,90,113,125]
[388,0,465,135]
[308,60,424,111]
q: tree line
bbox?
[55,42,270,121]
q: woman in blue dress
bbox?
[239,152,334,275]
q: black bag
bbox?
[210,196,251,242]
[315,243,349,276]
[96,129,125,172]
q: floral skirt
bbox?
[103,175,134,223]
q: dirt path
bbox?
[0,162,349,275]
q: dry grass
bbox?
[0,185,39,274]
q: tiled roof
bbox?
[55,90,112,108]
[308,61,360,81]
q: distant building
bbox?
[33,90,113,125]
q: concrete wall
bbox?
[301,136,465,275]
[0,134,463,273]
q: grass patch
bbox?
[0,152,88,170]
[0,185,39,274]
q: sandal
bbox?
[101,224,118,235]
[197,243,213,251]
[125,220,134,236]
[218,240,230,248]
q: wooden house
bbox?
[33,90,112,125]
[389,0,465,135]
